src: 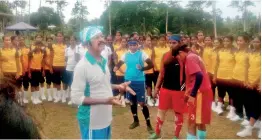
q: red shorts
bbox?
[188,90,212,124]
[158,88,185,113]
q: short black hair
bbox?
[172,44,190,56]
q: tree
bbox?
[229,0,255,31]
[30,7,61,30]
[46,0,68,22]
[0,1,14,31]
[71,0,89,31]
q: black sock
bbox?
[131,104,139,122]
[142,105,151,126]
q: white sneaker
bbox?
[241,119,250,126]
[237,125,253,137]
[154,98,159,107]
[254,121,261,129]
[258,130,261,138]
[47,89,53,101]
[227,106,236,119]
[68,101,72,105]
[231,115,241,122]
[226,105,231,111]
[216,102,223,115]
[54,91,61,103]
[211,102,217,112]
[147,97,154,107]
[32,94,37,104]
[23,98,29,104]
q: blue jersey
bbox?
[121,50,149,81]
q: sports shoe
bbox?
[254,120,261,129]
[216,102,223,115]
[54,91,61,103]
[129,122,140,129]
[226,105,231,110]
[211,102,217,112]
[68,101,72,105]
[241,119,249,126]
[149,133,161,139]
[23,98,29,104]
[147,97,154,107]
[147,125,154,134]
[231,115,242,122]
[173,136,178,139]
[227,106,236,119]
[154,99,159,107]
[258,129,261,138]
[35,92,42,104]
[237,125,253,137]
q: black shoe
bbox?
[147,125,154,134]
[129,121,140,129]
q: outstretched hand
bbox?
[118,81,136,96]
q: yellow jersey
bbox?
[217,48,236,80]
[52,44,66,67]
[202,47,213,73]
[0,48,19,73]
[21,47,30,73]
[232,50,248,81]
[248,51,260,84]
[115,49,127,76]
[44,47,52,70]
[142,47,154,74]
[30,51,43,70]
[154,46,169,71]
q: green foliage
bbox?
[30,7,61,30]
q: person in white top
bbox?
[63,36,78,104]
[71,26,135,139]
[101,45,112,67]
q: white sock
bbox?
[40,87,45,95]
[24,91,28,99]
[53,88,57,99]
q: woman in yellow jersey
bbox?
[0,36,21,97]
[197,30,205,47]
[202,36,217,111]
[19,36,30,104]
[230,34,250,122]
[142,35,156,107]
[236,36,261,138]
[42,37,54,101]
[210,38,223,111]
[153,34,169,106]
[113,31,122,50]
[28,41,45,104]
[213,35,236,116]
[190,36,203,57]
[31,34,46,100]
[10,36,24,104]
[52,32,67,103]
[114,37,128,107]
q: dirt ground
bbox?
[24,101,259,139]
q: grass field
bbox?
[24,101,259,139]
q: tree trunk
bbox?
[108,0,112,35]
[165,9,168,33]
[29,0,31,24]
[243,2,247,32]
[212,1,217,38]
[143,17,146,36]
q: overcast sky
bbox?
[11,0,261,23]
